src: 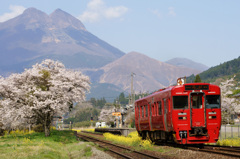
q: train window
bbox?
[142,106,144,117]
[158,101,162,115]
[138,106,140,117]
[206,95,220,108]
[173,96,188,109]
[152,103,155,116]
[163,99,167,113]
[192,95,202,109]
[145,105,148,117]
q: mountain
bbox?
[165,58,209,72]
[0,8,125,75]
[97,52,201,93]
[187,56,240,83]
[86,83,123,102]
[0,7,209,100]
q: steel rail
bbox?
[156,141,240,158]
[188,146,240,158]
[78,133,133,159]
[77,132,164,159]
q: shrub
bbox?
[32,124,44,132]
[217,138,240,146]
[103,131,153,149]
[3,129,35,137]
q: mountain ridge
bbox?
[0,7,209,99]
[0,7,125,75]
[98,51,201,92]
[165,57,209,71]
[187,56,240,83]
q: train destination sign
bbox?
[185,85,209,90]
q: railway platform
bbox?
[95,128,136,136]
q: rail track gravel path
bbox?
[156,142,240,158]
[77,132,166,159]
[77,131,240,158]
[193,145,240,158]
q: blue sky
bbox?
[0,0,240,67]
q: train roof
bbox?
[135,83,220,103]
[135,86,174,102]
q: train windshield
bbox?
[173,96,188,109]
[206,95,220,108]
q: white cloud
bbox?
[78,0,128,23]
[87,0,104,10]
[104,6,128,19]
[168,7,176,16]
[0,5,26,22]
[151,7,176,19]
[150,9,162,19]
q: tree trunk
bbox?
[44,114,51,137]
[44,123,50,137]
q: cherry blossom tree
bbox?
[0,59,90,136]
[219,76,240,124]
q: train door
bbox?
[163,99,168,132]
[158,100,164,129]
[167,98,172,130]
[138,105,141,131]
[190,93,206,128]
[149,102,152,131]
[151,102,156,130]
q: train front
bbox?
[171,83,221,144]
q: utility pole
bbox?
[90,108,93,127]
[130,72,135,106]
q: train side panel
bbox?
[135,83,221,144]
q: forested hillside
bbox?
[187,56,240,83]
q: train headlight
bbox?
[178,116,187,120]
[209,116,212,119]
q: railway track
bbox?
[79,131,240,158]
[77,132,166,159]
[194,145,240,158]
[156,142,240,158]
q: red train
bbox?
[135,81,221,144]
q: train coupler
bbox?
[179,131,187,138]
[179,131,188,144]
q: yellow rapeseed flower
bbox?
[103,131,153,149]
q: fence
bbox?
[56,123,72,130]
[219,125,240,139]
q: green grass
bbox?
[0,130,93,159]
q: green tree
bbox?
[194,74,202,83]
[90,98,97,107]
[67,108,100,123]
[89,97,106,108]
[118,92,128,105]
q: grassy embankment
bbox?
[216,136,240,146]
[0,130,93,159]
[216,138,240,146]
[1,128,239,159]
[217,131,240,146]
[103,131,240,147]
